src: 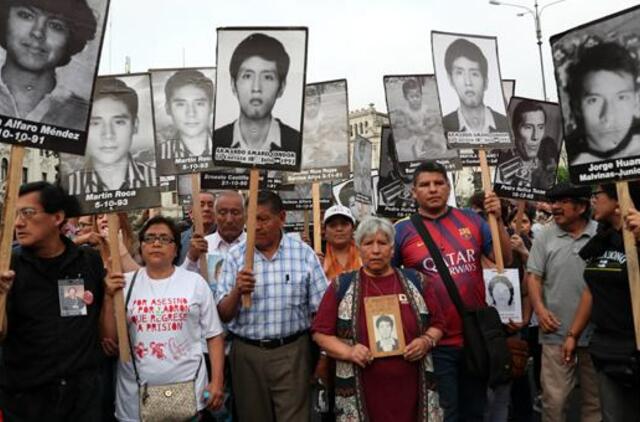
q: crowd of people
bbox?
[0,160,639,422]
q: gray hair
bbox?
[214,190,245,212]
[354,216,395,248]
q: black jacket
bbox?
[1,238,106,392]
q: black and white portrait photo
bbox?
[483,269,522,323]
[150,67,216,175]
[384,75,458,165]
[212,27,307,172]
[551,5,640,185]
[353,135,373,201]
[299,79,349,176]
[377,126,416,217]
[494,98,562,201]
[432,32,512,149]
[0,0,110,154]
[59,74,160,214]
[332,179,359,220]
[374,314,399,353]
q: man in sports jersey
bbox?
[393,161,512,422]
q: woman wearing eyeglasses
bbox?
[103,215,225,421]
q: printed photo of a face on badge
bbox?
[0,0,111,154]
[59,73,161,214]
[551,5,640,185]
[212,27,308,172]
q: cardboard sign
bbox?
[0,0,111,155]
[432,31,512,150]
[551,5,640,185]
[212,27,308,171]
[494,98,563,201]
[59,74,161,214]
[285,79,350,183]
[150,67,217,175]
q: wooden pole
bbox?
[0,146,25,331]
[303,210,310,243]
[242,168,260,308]
[616,181,640,350]
[190,174,208,279]
[478,150,504,273]
[107,214,131,362]
[312,183,322,254]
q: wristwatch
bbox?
[566,330,576,339]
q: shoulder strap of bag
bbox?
[409,213,467,316]
[335,270,357,301]
[399,268,423,295]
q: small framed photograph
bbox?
[483,268,522,323]
[364,295,406,358]
[58,279,87,317]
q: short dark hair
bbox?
[376,314,394,328]
[444,38,488,80]
[255,190,284,214]
[567,42,638,121]
[507,204,535,227]
[164,69,214,103]
[93,77,139,119]
[512,101,546,136]
[402,78,422,99]
[138,215,182,266]
[229,33,290,84]
[0,0,98,67]
[488,276,514,306]
[19,181,80,221]
[412,161,448,186]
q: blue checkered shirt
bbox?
[216,233,328,340]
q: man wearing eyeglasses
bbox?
[0,181,107,421]
[526,182,601,421]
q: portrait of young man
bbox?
[63,76,157,195]
[563,42,640,166]
[151,68,215,174]
[0,0,109,140]
[213,28,307,171]
[495,99,561,191]
[432,32,510,148]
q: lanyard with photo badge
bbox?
[57,275,91,317]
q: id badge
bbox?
[58,277,88,317]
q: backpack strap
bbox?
[335,270,358,301]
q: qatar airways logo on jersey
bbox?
[422,249,478,275]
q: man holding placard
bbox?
[0,182,106,421]
[216,190,327,422]
[392,161,512,421]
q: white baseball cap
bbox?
[323,204,356,225]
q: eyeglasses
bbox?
[590,190,607,199]
[141,234,175,245]
[77,222,93,229]
[15,207,42,220]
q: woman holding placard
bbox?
[103,216,225,421]
[312,216,444,421]
[563,183,640,421]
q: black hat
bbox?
[546,182,591,201]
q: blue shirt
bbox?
[216,233,328,340]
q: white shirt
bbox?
[230,117,281,151]
[457,106,497,133]
[115,267,223,422]
[181,231,247,275]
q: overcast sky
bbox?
[98,0,638,112]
